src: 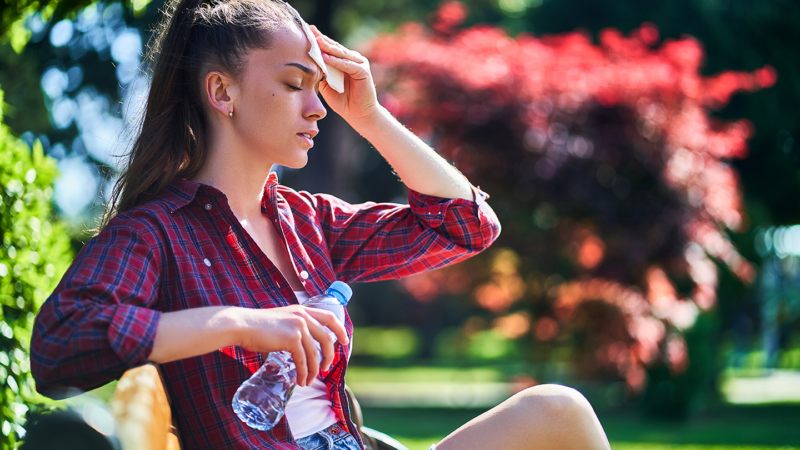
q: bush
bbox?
[366,2,774,404]
[0,86,73,446]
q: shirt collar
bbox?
[162,178,201,213]
[162,172,280,213]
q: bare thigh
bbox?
[434,384,610,450]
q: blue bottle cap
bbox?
[326,281,352,305]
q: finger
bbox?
[306,320,336,372]
[323,53,368,79]
[317,36,367,64]
[299,320,320,386]
[310,25,338,48]
[305,308,349,347]
[288,332,309,387]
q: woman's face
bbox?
[231,23,327,169]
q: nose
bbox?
[305,91,327,121]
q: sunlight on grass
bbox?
[391,436,441,450]
[720,369,800,404]
[353,327,420,359]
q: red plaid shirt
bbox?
[31,172,500,449]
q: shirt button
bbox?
[203,258,211,267]
[300,270,309,280]
[204,203,212,210]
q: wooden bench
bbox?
[109,363,407,450]
[109,364,181,450]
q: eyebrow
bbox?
[285,62,325,83]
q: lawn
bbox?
[51,365,800,449]
[360,405,800,450]
[345,364,800,450]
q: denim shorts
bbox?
[295,424,361,450]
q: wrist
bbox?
[222,306,249,348]
[349,104,393,141]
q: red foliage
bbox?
[366,2,773,392]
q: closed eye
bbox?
[287,84,302,91]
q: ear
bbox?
[204,71,239,117]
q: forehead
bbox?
[248,24,316,73]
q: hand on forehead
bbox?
[297,19,344,93]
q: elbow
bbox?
[30,359,61,400]
[487,218,502,249]
[452,208,502,254]
[30,350,115,400]
[31,375,65,400]
[477,204,502,251]
[29,329,65,398]
[474,220,501,252]
[29,320,93,399]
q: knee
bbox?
[515,384,594,420]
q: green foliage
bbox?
[0,0,154,52]
[0,91,72,446]
[0,44,49,137]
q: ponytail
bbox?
[100,0,300,230]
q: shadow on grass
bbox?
[600,405,800,447]
[361,405,800,448]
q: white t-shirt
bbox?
[285,290,351,439]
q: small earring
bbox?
[228,109,233,117]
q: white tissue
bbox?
[299,20,345,94]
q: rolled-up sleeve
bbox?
[31,223,162,397]
[308,184,501,283]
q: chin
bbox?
[281,153,309,170]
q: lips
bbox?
[298,129,318,139]
[297,133,314,147]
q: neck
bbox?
[191,128,273,223]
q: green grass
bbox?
[383,436,800,450]
[360,405,800,450]
[50,365,799,450]
[610,445,799,449]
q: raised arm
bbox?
[304,27,500,283]
[312,27,473,202]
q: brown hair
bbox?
[101,0,302,228]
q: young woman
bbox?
[30,0,611,449]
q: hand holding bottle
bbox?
[234,303,349,387]
[233,282,353,431]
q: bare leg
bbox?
[435,384,610,450]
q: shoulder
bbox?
[110,206,169,238]
[276,184,374,213]
[98,180,195,245]
[104,178,200,234]
[276,184,321,211]
[88,208,167,255]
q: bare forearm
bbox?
[353,106,473,201]
[147,306,243,364]
[146,304,350,386]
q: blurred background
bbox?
[0,0,798,448]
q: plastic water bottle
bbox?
[232,281,352,431]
